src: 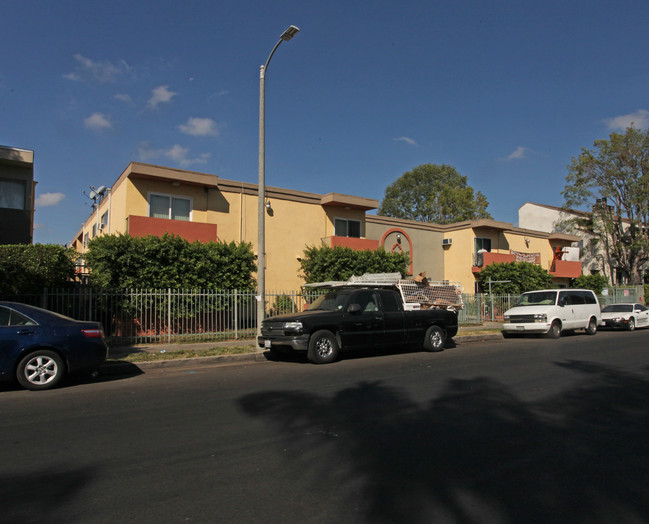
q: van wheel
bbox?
[423,325,446,351]
[546,321,562,339]
[307,330,339,364]
[585,317,597,335]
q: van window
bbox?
[516,291,557,307]
[581,291,597,305]
[566,291,585,305]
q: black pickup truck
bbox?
[258,286,458,364]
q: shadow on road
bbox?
[239,360,649,523]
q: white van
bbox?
[502,289,601,339]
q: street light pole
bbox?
[257,25,300,337]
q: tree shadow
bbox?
[0,466,96,523]
[239,361,649,522]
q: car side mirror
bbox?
[348,303,362,314]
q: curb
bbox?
[100,332,504,376]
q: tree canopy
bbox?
[562,127,649,285]
[378,163,491,224]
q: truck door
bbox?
[340,290,384,348]
[378,289,405,347]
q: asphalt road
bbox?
[2,330,649,524]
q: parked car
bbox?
[502,289,601,339]
[600,303,649,331]
[259,273,462,364]
[0,302,108,391]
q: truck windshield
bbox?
[515,291,557,307]
[307,290,350,311]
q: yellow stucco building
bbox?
[71,162,582,292]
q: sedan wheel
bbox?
[627,318,635,331]
[17,350,65,391]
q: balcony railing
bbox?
[323,236,379,251]
[127,215,217,243]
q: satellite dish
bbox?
[96,186,106,196]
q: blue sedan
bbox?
[0,302,108,390]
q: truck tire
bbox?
[307,330,339,364]
[423,325,445,352]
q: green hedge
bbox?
[299,245,410,284]
[84,233,256,290]
[0,244,76,294]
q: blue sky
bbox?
[2,0,648,245]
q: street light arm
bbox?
[262,25,300,77]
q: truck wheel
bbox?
[307,330,339,364]
[546,320,561,339]
[423,325,446,352]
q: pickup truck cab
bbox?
[258,286,458,364]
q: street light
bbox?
[257,25,300,336]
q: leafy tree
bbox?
[85,233,255,290]
[571,274,609,295]
[562,127,649,285]
[0,244,76,294]
[299,246,409,284]
[475,262,554,294]
[379,163,491,224]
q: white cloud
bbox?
[84,112,112,131]
[114,93,133,103]
[36,192,66,207]
[148,85,177,108]
[393,136,418,146]
[179,117,219,137]
[605,109,649,130]
[138,142,210,167]
[506,146,528,161]
[64,54,132,83]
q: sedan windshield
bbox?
[602,304,633,313]
[515,291,557,307]
[307,290,350,311]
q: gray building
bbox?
[0,145,36,244]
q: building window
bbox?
[334,218,361,238]
[474,237,492,253]
[0,180,26,210]
[149,194,191,221]
[100,211,108,230]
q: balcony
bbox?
[550,259,582,279]
[324,236,379,251]
[472,251,541,272]
[127,215,217,243]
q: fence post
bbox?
[167,288,172,344]
[234,289,239,340]
[41,288,48,309]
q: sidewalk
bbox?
[103,322,505,374]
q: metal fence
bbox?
[2,286,643,345]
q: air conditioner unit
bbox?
[442,238,453,246]
[98,223,104,231]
